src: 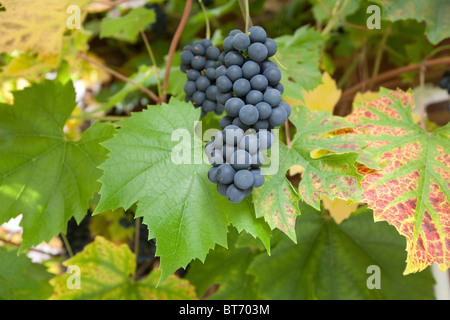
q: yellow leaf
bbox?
[0,0,90,66]
[322,196,358,224]
[300,72,341,113]
[353,90,379,104]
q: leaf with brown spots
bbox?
[346,88,450,274]
[253,105,366,242]
[50,236,197,300]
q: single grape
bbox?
[180,50,194,64]
[216,65,227,78]
[246,90,264,105]
[255,101,272,120]
[264,88,282,107]
[253,119,269,130]
[233,78,251,97]
[205,67,216,81]
[234,170,254,190]
[220,116,234,129]
[196,76,211,91]
[242,61,261,80]
[205,60,218,69]
[249,26,267,43]
[223,36,234,52]
[247,43,268,62]
[268,106,288,127]
[279,101,292,117]
[225,51,245,67]
[206,46,220,60]
[183,81,196,96]
[257,130,275,150]
[217,91,233,105]
[223,125,244,146]
[232,32,251,51]
[191,55,206,70]
[216,75,233,93]
[202,99,216,112]
[216,163,235,184]
[192,91,206,106]
[250,74,268,91]
[217,183,230,197]
[225,97,245,117]
[187,69,201,81]
[239,104,259,125]
[192,43,205,55]
[264,38,278,57]
[250,169,265,188]
[209,149,224,166]
[226,184,246,203]
[263,66,282,86]
[226,65,243,82]
[208,166,219,183]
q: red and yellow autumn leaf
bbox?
[346,88,450,274]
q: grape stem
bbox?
[61,233,74,257]
[198,0,211,40]
[161,0,193,103]
[238,0,253,32]
[140,29,162,98]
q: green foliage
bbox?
[0,81,115,251]
[0,247,53,300]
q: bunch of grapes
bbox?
[215,26,291,131]
[180,39,223,117]
[205,126,275,203]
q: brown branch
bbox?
[341,56,450,102]
[161,0,193,103]
[74,50,160,108]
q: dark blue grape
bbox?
[209,149,224,166]
[232,32,250,51]
[223,36,234,52]
[201,38,213,48]
[208,166,219,183]
[217,91,233,105]
[205,60,218,69]
[180,50,194,64]
[279,101,291,117]
[246,90,264,105]
[253,119,269,130]
[251,151,264,168]
[224,97,244,117]
[180,63,190,73]
[232,117,250,131]
[229,29,243,36]
[184,81,196,96]
[242,61,260,80]
[263,66,282,86]
[268,106,287,127]
[192,43,205,55]
[216,65,227,78]
[255,101,272,119]
[225,51,245,67]
[215,103,225,115]
[206,85,217,101]
[234,170,254,190]
[274,82,284,94]
[226,65,243,82]
[250,74,268,91]
[248,43,268,62]
[249,26,267,43]
[187,69,201,81]
[217,183,230,197]
[191,56,206,70]
[220,116,234,129]
[205,67,216,81]
[202,99,216,113]
[206,46,220,60]
[251,169,265,188]
[216,163,235,184]
[192,91,206,106]
[196,76,211,91]
[264,38,277,57]
[260,60,277,71]
[264,88,282,107]
[230,149,252,170]
[233,78,251,97]
[216,75,233,93]
[226,184,245,203]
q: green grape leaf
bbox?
[94,98,272,284]
[50,236,197,300]
[248,205,436,300]
[253,105,366,242]
[311,0,361,25]
[100,7,156,43]
[0,80,115,251]
[0,247,53,300]
[274,26,324,102]
[186,228,263,300]
[346,88,450,274]
[380,0,450,45]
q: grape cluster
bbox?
[205,126,275,203]
[180,39,223,117]
[215,26,291,131]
